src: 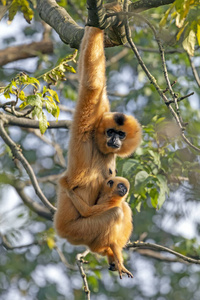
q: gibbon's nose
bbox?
[117,183,127,197]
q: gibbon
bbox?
[67,176,133,278]
[54,26,141,277]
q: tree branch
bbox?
[0,115,56,213]
[123,4,200,153]
[127,241,200,264]
[0,113,71,129]
[14,182,53,220]
[0,40,53,67]
[36,0,84,49]
[76,250,91,300]
[1,234,39,250]
[36,0,175,49]
[129,0,175,13]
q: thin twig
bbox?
[127,241,200,264]
[123,4,200,153]
[54,244,77,271]
[188,54,200,88]
[68,0,87,24]
[76,249,91,300]
[1,234,39,250]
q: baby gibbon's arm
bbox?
[68,190,113,217]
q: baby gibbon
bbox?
[67,176,133,278]
[54,26,141,277]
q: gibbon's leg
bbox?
[65,206,123,247]
[105,247,118,271]
[110,243,133,279]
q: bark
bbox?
[0,40,53,67]
[36,0,175,48]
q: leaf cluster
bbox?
[118,116,197,212]
[0,52,77,133]
[40,50,77,85]
[1,73,60,134]
[1,0,34,23]
[160,0,200,55]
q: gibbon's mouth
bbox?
[117,183,127,197]
[107,142,120,149]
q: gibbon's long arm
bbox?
[73,26,110,138]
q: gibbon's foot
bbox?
[118,265,133,279]
[108,263,117,271]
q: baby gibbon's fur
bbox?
[54,26,141,278]
[67,177,133,278]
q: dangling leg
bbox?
[110,243,133,279]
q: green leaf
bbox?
[35,109,48,134]
[47,89,60,103]
[197,23,200,45]
[134,171,150,194]
[8,0,18,21]
[182,29,196,56]
[18,90,25,101]
[122,159,139,176]
[135,171,149,186]
[26,94,42,108]
[149,188,158,209]
[157,174,169,209]
[25,76,40,88]
[148,150,161,169]
[3,90,10,99]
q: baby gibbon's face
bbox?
[102,176,130,197]
[96,112,142,157]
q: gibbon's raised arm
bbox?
[73,27,110,138]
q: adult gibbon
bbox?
[67,176,133,278]
[54,26,141,277]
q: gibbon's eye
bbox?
[118,131,126,140]
[106,129,114,137]
[107,180,114,187]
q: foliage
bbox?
[2,0,35,23]
[0,1,200,300]
[0,51,77,134]
[160,0,200,55]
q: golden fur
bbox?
[54,26,141,278]
[67,177,133,278]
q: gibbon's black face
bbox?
[107,179,128,197]
[96,112,141,156]
[106,128,126,149]
[117,183,128,197]
[106,113,126,149]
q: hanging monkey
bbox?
[54,25,141,277]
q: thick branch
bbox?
[129,0,175,13]
[1,113,71,129]
[36,0,175,49]
[36,0,84,49]
[0,40,53,67]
